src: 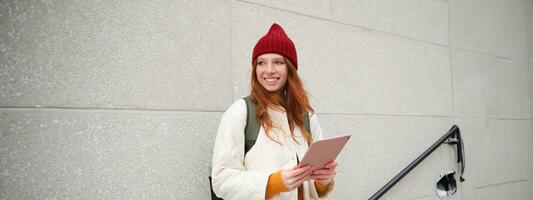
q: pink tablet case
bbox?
[298,135,351,169]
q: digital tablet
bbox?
[298,135,351,169]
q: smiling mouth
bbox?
[264,78,280,82]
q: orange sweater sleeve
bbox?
[265,170,289,198]
[315,181,334,197]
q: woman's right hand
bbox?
[280,165,314,190]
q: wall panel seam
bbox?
[0,107,225,114]
[453,47,529,65]
[447,0,455,117]
[316,113,532,120]
[234,0,449,49]
[230,0,235,102]
[474,179,528,189]
[524,0,530,64]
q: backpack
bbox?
[209,96,311,200]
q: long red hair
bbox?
[250,57,314,145]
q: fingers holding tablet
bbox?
[281,165,314,190]
[281,135,350,190]
[311,160,338,185]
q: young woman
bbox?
[211,23,337,200]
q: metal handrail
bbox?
[368,125,465,200]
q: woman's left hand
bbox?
[311,160,337,185]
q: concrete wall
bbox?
[1,0,531,199]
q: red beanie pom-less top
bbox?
[252,23,298,70]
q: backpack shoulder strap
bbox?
[303,112,311,136]
[243,96,313,154]
[243,96,260,154]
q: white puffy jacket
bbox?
[211,99,330,200]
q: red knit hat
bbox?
[252,23,298,70]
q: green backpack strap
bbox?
[243,96,312,154]
[303,112,311,136]
[243,96,260,154]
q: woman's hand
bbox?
[311,160,337,185]
[281,165,314,190]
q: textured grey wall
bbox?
[1,0,532,199]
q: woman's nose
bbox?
[266,63,276,73]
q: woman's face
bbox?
[256,53,288,93]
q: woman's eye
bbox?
[274,61,285,65]
[257,61,265,65]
